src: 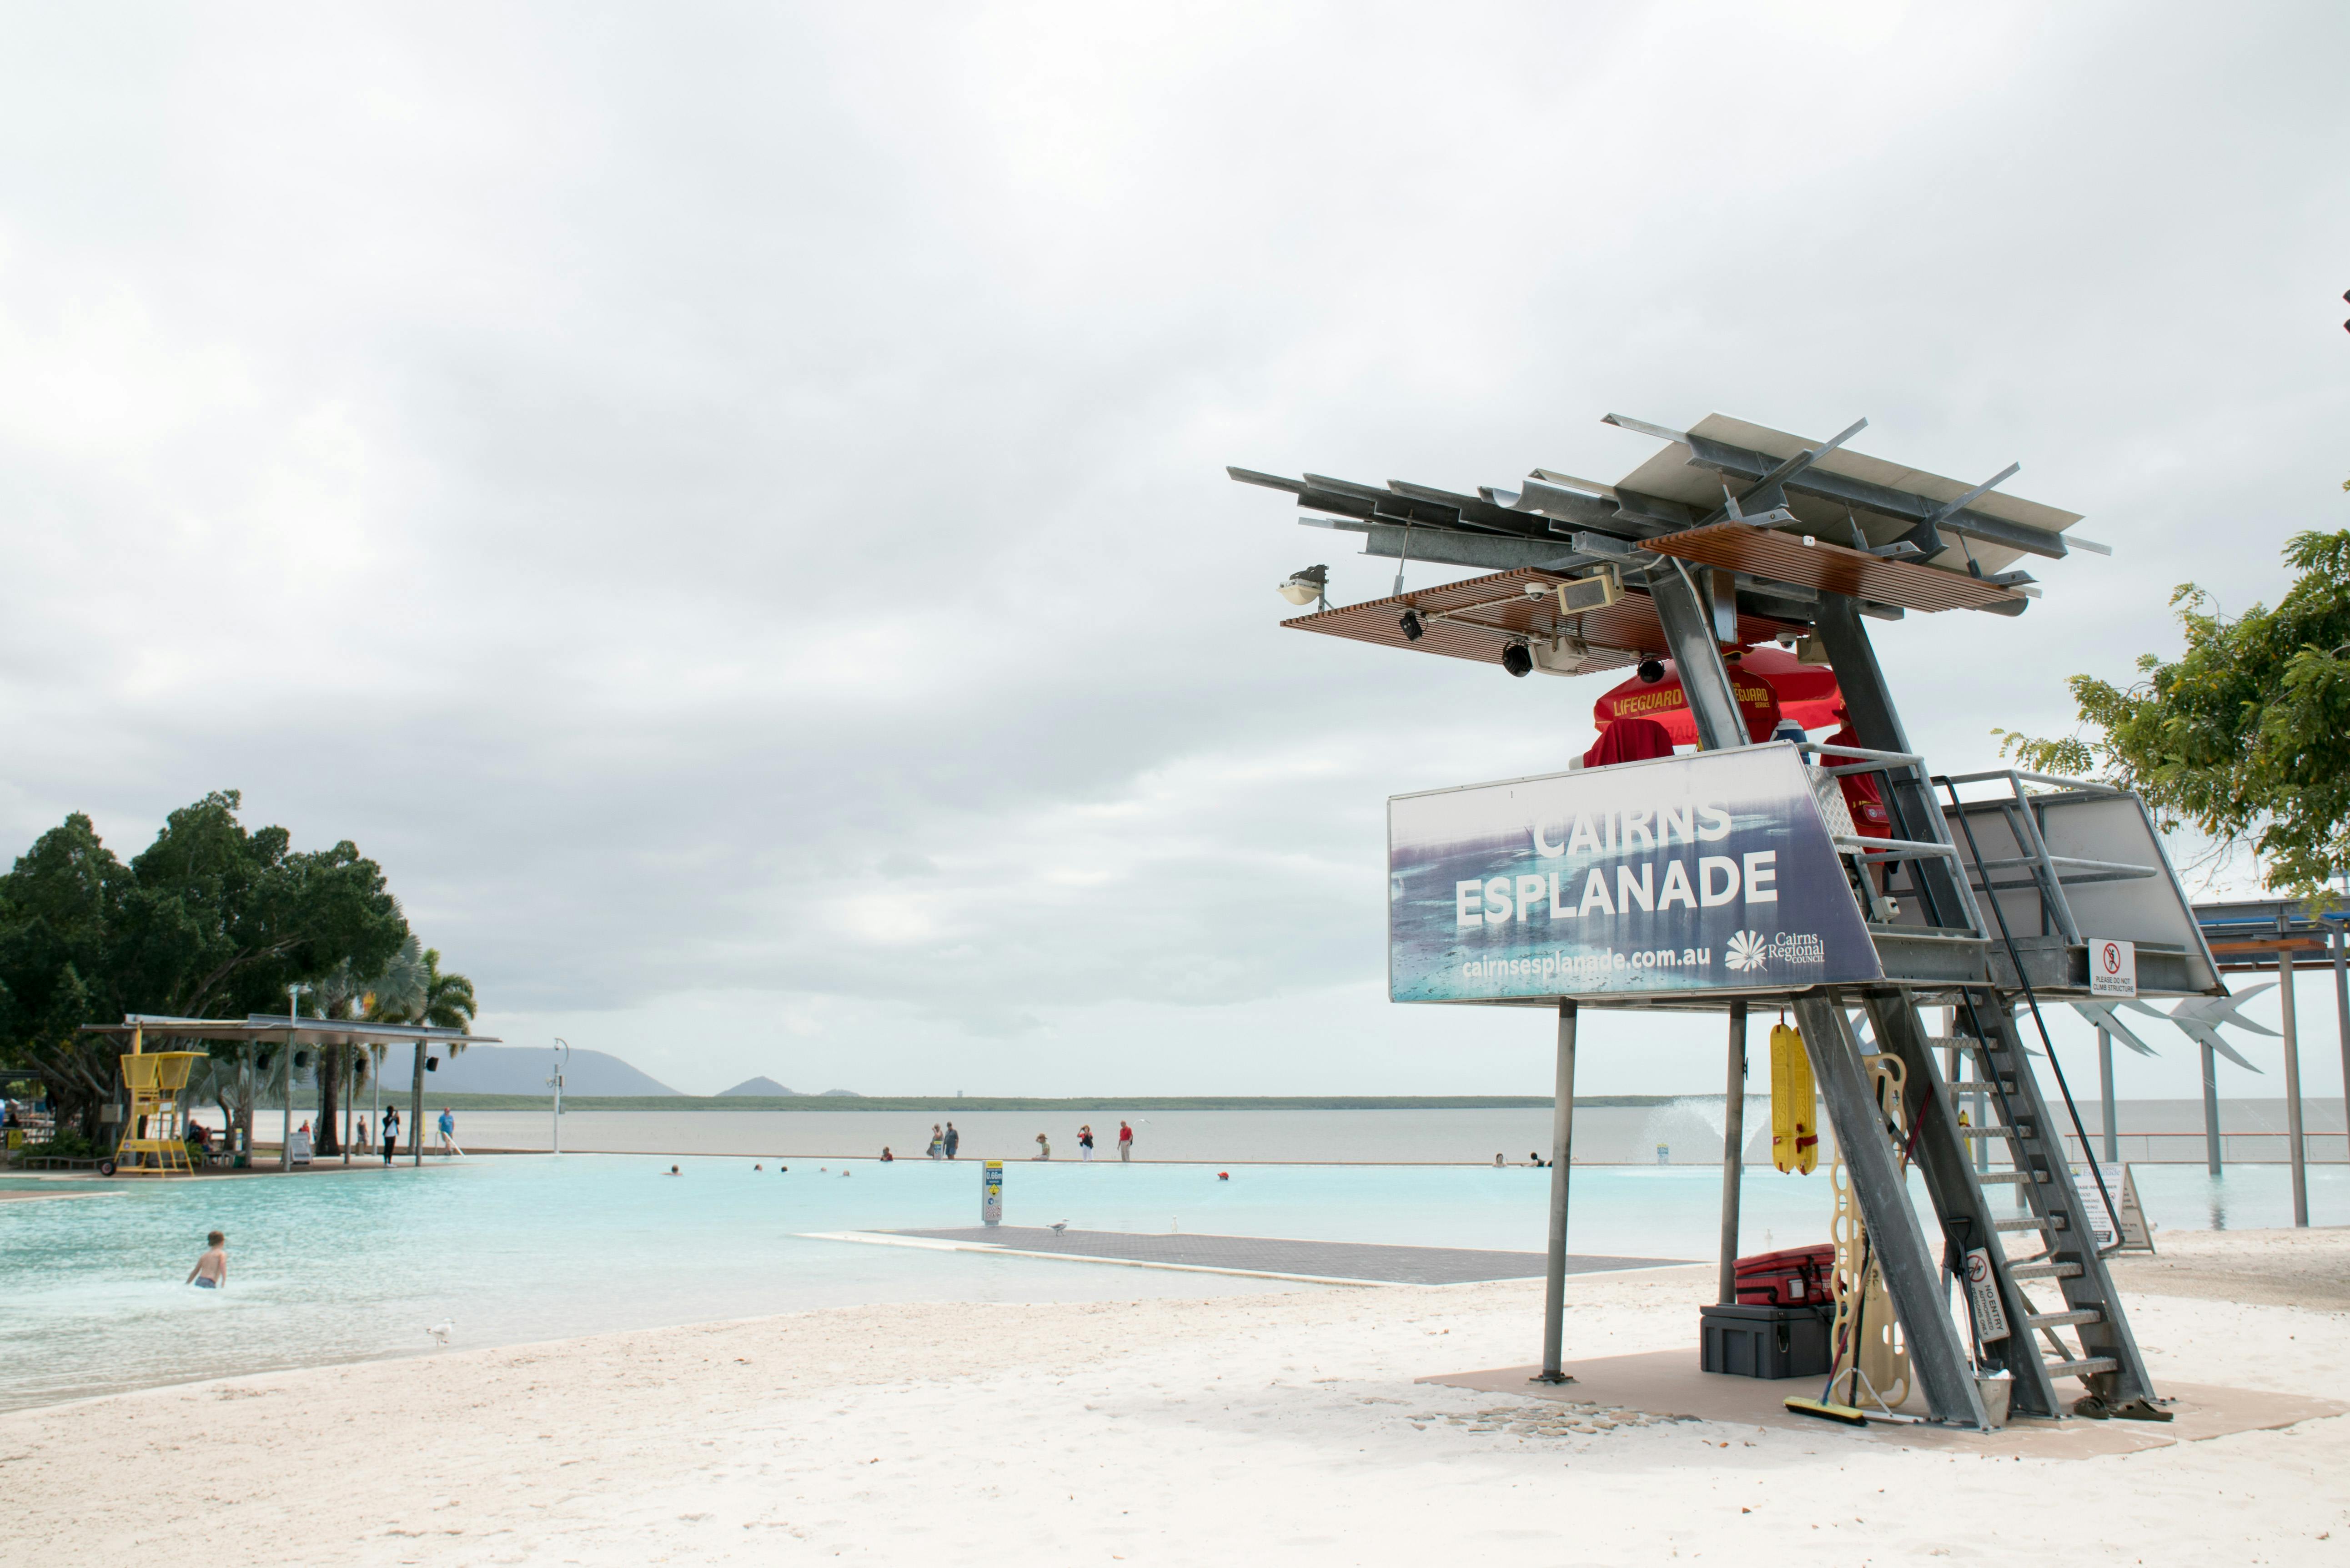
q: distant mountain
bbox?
[718,1076,795,1097]
[423,1044,680,1097]
[819,1088,861,1098]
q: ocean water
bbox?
[316,1098,2349,1167]
[1,1153,2340,1414]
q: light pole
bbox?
[550,1039,570,1156]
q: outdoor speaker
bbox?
[293,1050,309,1069]
[1553,567,1622,615]
[425,1056,439,1071]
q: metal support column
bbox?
[409,1043,427,1169]
[2200,1043,2223,1176]
[2281,948,2307,1227]
[2334,929,2350,1164]
[278,1039,291,1174]
[1537,999,1580,1383]
[1792,992,1985,1426]
[1646,565,1747,751]
[1717,1000,1747,1305]
[1810,594,1969,925]
[2098,1026,2117,1162]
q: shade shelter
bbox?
[2187,899,2350,1228]
[1234,408,2215,1430]
[84,1014,501,1172]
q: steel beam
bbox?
[1717,1000,1747,1306]
[1339,519,1597,575]
[1811,593,1974,932]
[2335,930,2350,1164]
[2099,1026,2118,1162]
[1667,428,2068,562]
[1793,993,1986,1427]
[1648,563,1747,750]
[2282,947,2308,1226]
[2201,1042,2223,1175]
[1538,999,1580,1383]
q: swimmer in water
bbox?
[187,1230,227,1289]
[667,1165,680,1176]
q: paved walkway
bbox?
[880,1226,1687,1285]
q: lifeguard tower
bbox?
[1233,411,2220,1429]
[114,1025,208,1177]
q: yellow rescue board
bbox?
[1769,1023,1818,1174]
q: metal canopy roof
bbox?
[1281,567,1804,676]
[84,1013,501,1048]
[1642,522,2023,614]
[1609,413,2083,582]
[1232,410,2097,653]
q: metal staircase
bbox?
[1917,999,2157,1417]
[1791,646,2177,1423]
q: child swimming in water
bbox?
[186,1231,227,1289]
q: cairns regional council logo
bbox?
[1726,930,1828,971]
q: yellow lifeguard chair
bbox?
[114,1029,208,1177]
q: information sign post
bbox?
[981,1160,1003,1226]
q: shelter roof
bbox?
[1612,413,2082,580]
[1231,410,2103,658]
[83,1013,501,1048]
[2191,898,2347,969]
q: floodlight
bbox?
[1501,643,1533,678]
[1278,564,1329,607]
[1399,608,1424,642]
[1637,657,1665,683]
[1553,566,1622,615]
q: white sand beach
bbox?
[8,1227,2347,1566]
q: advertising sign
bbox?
[1388,743,1881,1002]
[2089,938,2137,998]
[980,1160,1003,1226]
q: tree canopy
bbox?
[2000,528,2350,898]
[0,790,412,1132]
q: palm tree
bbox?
[311,935,427,1158]
[383,948,476,1161]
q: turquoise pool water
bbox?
[1,1156,2339,1412]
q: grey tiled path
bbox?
[890,1226,1688,1285]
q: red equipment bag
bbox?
[1733,1243,1835,1307]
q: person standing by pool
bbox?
[1077,1125,1095,1161]
[1117,1121,1133,1162]
[1034,1132,1050,1160]
[437,1107,457,1156]
[381,1105,400,1166]
[186,1230,227,1289]
[926,1125,944,1160]
[944,1122,959,1160]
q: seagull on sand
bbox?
[426,1320,455,1346]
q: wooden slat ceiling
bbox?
[1281,567,1806,673]
[1641,522,2024,614]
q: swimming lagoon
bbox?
[2,1155,2339,1413]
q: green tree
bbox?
[0,791,410,1141]
[1999,528,2350,898]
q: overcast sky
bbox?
[2,3,2345,1099]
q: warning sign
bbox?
[2089,938,2137,998]
[1964,1248,2011,1342]
[2071,1161,2151,1251]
